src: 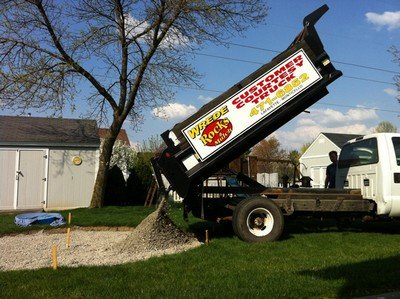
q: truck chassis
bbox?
[151,5,375,242]
[181,171,375,242]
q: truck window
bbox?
[338,138,378,168]
[392,137,400,166]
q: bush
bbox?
[104,165,128,206]
[126,152,155,205]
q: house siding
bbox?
[300,134,340,188]
[0,149,17,209]
[47,148,98,209]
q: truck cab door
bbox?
[388,135,400,216]
[336,137,380,206]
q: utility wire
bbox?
[190,51,397,85]
[313,102,400,115]
[223,42,400,75]
[341,75,394,85]
[172,84,400,115]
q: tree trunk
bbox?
[90,120,122,208]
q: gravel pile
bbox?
[0,201,201,272]
[117,199,197,252]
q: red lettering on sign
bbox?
[244,95,254,103]
[294,55,303,67]
[240,90,249,99]
[249,85,258,94]
[200,118,233,146]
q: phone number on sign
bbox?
[249,73,309,117]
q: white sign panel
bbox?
[182,49,322,161]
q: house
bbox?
[299,132,363,188]
[98,128,130,145]
[0,116,100,211]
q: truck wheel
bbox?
[232,197,284,242]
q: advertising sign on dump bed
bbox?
[182,49,322,161]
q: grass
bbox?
[1,204,400,298]
[0,206,155,235]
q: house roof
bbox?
[321,132,363,148]
[98,128,130,145]
[0,116,100,148]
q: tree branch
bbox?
[34,0,119,112]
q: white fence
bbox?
[256,173,279,187]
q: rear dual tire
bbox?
[232,197,284,242]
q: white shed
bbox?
[299,132,362,188]
[0,116,100,211]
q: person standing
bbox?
[325,151,338,188]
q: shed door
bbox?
[16,149,46,209]
[0,149,17,209]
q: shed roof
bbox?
[321,132,363,148]
[0,116,100,148]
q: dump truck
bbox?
[151,5,400,242]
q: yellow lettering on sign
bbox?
[187,106,229,139]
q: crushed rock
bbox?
[0,200,201,272]
[117,199,197,252]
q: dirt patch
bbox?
[0,200,201,271]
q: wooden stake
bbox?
[66,227,71,249]
[51,244,58,270]
[66,212,72,249]
[205,230,209,245]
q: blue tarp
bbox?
[15,212,66,227]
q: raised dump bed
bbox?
[150,5,373,243]
[152,5,342,200]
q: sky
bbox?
[136,0,400,150]
[1,0,399,151]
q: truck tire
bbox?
[232,197,284,242]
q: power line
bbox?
[227,42,281,54]
[313,102,400,115]
[334,60,399,75]
[342,75,395,85]
[256,19,396,50]
[223,42,400,75]
[191,51,262,65]
[190,51,397,85]
[172,84,400,115]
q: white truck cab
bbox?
[336,133,400,217]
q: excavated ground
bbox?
[0,200,201,271]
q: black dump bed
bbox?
[152,5,342,198]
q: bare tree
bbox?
[139,134,164,153]
[0,0,269,207]
[251,136,287,173]
[389,46,400,103]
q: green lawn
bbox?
[1,204,400,298]
[0,206,154,235]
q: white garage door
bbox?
[0,149,17,209]
[0,149,47,210]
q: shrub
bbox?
[104,165,128,205]
[126,152,155,205]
